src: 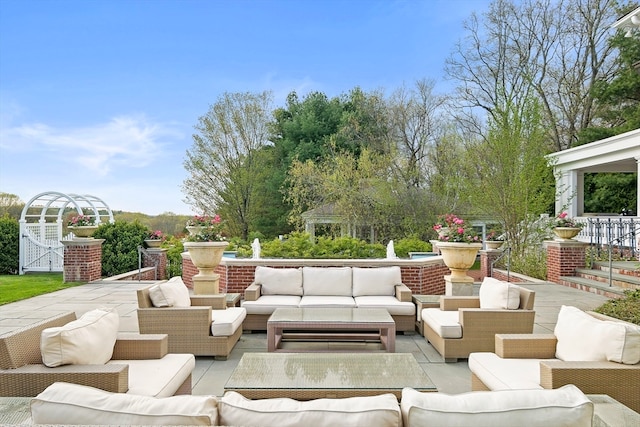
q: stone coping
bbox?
[185,256,446,267]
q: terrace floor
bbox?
[0,278,610,396]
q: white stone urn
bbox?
[186,225,205,236]
[144,239,162,248]
[437,241,483,281]
[183,241,228,294]
[69,225,98,238]
[485,240,504,250]
[553,227,581,241]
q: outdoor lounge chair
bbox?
[421,278,536,362]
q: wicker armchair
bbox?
[469,312,640,413]
[421,287,536,362]
[136,286,244,359]
[0,312,192,397]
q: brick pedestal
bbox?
[61,239,105,283]
[143,248,168,280]
[545,239,588,284]
[480,249,503,280]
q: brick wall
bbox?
[142,249,168,280]
[545,240,587,283]
[61,239,104,283]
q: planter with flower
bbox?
[433,215,482,282]
[552,212,584,241]
[67,215,98,238]
[144,230,165,248]
[183,215,228,294]
[485,229,505,250]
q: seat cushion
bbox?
[554,305,640,364]
[255,266,303,296]
[352,267,401,296]
[219,391,401,427]
[354,296,416,316]
[302,266,352,296]
[299,296,356,308]
[479,277,521,309]
[41,308,119,367]
[400,385,593,427]
[421,308,462,338]
[31,382,218,426]
[148,277,191,308]
[241,295,302,315]
[109,353,195,397]
[211,307,246,336]
[468,352,545,390]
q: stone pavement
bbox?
[0,278,610,396]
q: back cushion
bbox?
[400,385,593,427]
[303,267,352,296]
[219,391,401,427]
[479,277,521,309]
[148,276,191,307]
[41,308,119,367]
[352,267,401,296]
[31,382,218,426]
[254,266,303,296]
[554,305,640,364]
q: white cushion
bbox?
[219,391,401,427]
[554,305,640,364]
[400,385,593,427]
[149,276,191,307]
[109,353,195,397]
[468,352,545,390]
[40,308,119,367]
[354,296,416,316]
[255,266,303,296]
[421,308,462,338]
[299,295,356,308]
[479,277,521,309]
[303,266,352,296]
[31,382,217,426]
[241,295,302,315]
[211,307,246,336]
[352,267,401,296]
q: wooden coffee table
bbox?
[224,352,436,400]
[267,307,395,352]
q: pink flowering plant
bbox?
[433,214,481,243]
[146,230,165,241]
[186,214,225,242]
[67,214,95,227]
[554,212,583,229]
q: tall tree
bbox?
[183,91,273,240]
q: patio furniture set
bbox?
[0,265,638,425]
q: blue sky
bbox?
[0,0,492,215]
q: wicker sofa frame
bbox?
[471,311,640,413]
[421,287,536,362]
[136,286,242,359]
[0,312,190,397]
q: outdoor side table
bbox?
[413,295,441,334]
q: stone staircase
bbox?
[559,261,640,299]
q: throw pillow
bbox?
[302,266,353,296]
[148,276,191,307]
[41,308,119,367]
[31,382,218,426]
[219,391,401,427]
[479,277,521,309]
[254,266,303,296]
[352,267,401,296]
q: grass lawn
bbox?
[0,273,85,305]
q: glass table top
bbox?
[224,352,435,391]
[269,307,394,323]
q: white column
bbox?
[555,169,579,217]
[636,157,640,216]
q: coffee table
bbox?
[267,307,395,352]
[224,352,436,400]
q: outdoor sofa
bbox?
[241,265,416,332]
[421,277,536,361]
[30,381,598,426]
[0,309,194,397]
[137,277,246,359]
[469,305,640,413]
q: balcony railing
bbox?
[576,216,639,259]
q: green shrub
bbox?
[393,236,432,258]
[93,221,148,277]
[594,289,640,325]
[0,215,19,274]
[164,236,184,278]
[257,232,386,259]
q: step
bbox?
[558,276,626,298]
[575,268,640,290]
[593,261,640,277]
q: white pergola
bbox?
[546,128,640,218]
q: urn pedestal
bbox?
[438,242,483,296]
[183,241,228,294]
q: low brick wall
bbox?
[181,256,450,295]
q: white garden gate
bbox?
[19,191,114,274]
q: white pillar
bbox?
[555,169,579,217]
[636,157,640,216]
